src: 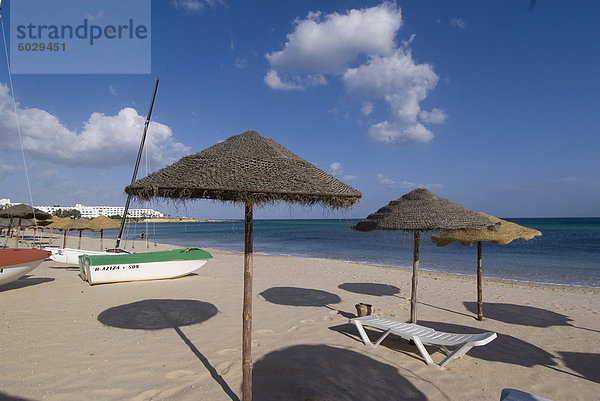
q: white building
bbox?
[36,203,164,219]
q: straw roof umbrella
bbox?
[0,204,51,247]
[45,216,73,230]
[0,204,51,220]
[125,130,361,401]
[89,216,121,250]
[61,219,93,249]
[44,216,73,247]
[352,188,493,324]
[432,213,542,320]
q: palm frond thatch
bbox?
[352,188,492,232]
[125,131,361,208]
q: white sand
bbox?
[1,235,599,400]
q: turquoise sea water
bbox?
[90,218,600,288]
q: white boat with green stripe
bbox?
[78,248,212,285]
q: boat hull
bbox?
[0,249,51,286]
[45,247,115,265]
[79,248,212,285]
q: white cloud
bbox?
[266,2,401,81]
[344,50,439,145]
[329,162,357,181]
[171,0,204,13]
[419,108,448,124]
[450,18,466,30]
[377,173,442,191]
[0,83,189,169]
[264,70,326,91]
[360,101,374,116]
[108,85,117,96]
[171,0,225,13]
[265,2,445,146]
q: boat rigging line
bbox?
[114,77,159,250]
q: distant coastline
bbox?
[144,218,235,223]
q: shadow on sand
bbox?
[463,302,572,327]
[418,320,557,368]
[253,344,426,401]
[0,276,54,292]
[558,352,600,384]
[338,282,401,297]
[0,392,33,401]
[98,299,239,401]
[259,286,341,307]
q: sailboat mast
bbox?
[115,77,159,250]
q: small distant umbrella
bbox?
[45,216,73,230]
[353,188,493,323]
[432,213,542,320]
[0,204,51,247]
[89,216,121,250]
[61,219,93,249]
[43,216,73,247]
[125,130,361,401]
[0,204,51,220]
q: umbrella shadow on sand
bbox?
[557,352,600,384]
[463,302,572,327]
[463,302,600,333]
[259,286,341,307]
[418,321,557,368]
[0,391,34,400]
[0,276,54,292]
[338,282,401,297]
[98,299,239,401]
[259,286,354,319]
[253,344,427,401]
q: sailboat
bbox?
[0,2,52,287]
[0,249,52,286]
[44,79,212,284]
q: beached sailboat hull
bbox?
[79,248,212,285]
[45,247,117,265]
[0,249,52,286]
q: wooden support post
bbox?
[100,230,104,251]
[242,202,253,401]
[410,231,420,324]
[477,241,483,321]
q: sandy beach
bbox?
[1,235,599,401]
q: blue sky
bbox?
[0,0,598,219]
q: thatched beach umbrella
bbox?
[0,204,51,247]
[353,188,493,323]
[0,204,51,220]
[89,216,121,250]
[432,213,542,320]
[43,216,73,247]
[61,219,93,249]
[125,130,361,401]
[45,216,73,230]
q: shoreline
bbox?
[9,228,600,290]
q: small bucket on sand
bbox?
[355,303,374,317]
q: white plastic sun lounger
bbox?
[350,316,497,368]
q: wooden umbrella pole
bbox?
[63,230,67,248]
[410,231,420,324]
[78,231,82,249]
[242,202,253,401]
[477,241,483,321]
[100,230,104,251]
